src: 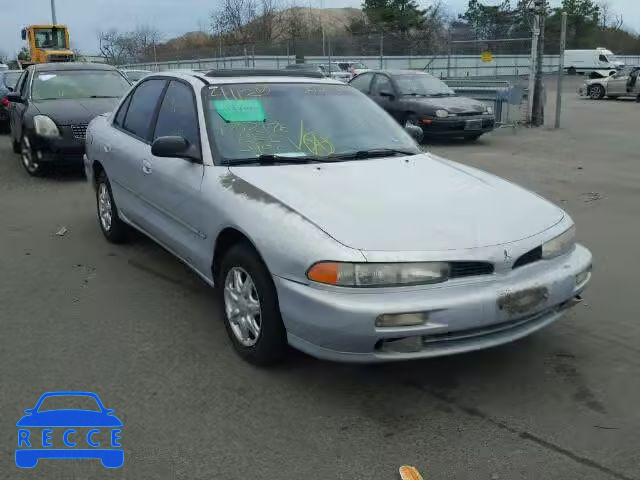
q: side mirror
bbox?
[6,92,24,104]
[21,29,27,41]
[405,125,424,143]
[105,409,115,415]
[379,90,395,99]
[23,409,33,414]
[151,136,201,163]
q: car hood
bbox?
[401,95,488,114]
[228,153,564,252]
[16,410,123,427]
[33,98,120,125]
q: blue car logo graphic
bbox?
[16,391,123,468]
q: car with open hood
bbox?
[350,70,495,141]
[6,62,131,176]
[578,66,640,100]
[84,69,592,365]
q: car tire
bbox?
[96,171,129,244]
[588,84,605,100]
[218,243,288,365]
[568,67,577,75]
[12,136,20,153]
[465,134,482,141]
[20,134,45,177]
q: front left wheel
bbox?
[588,84,605,100]
[218,243,287,365]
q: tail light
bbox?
[1,97,9,108]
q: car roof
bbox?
[145,69,342,86]
[32,62,119,72]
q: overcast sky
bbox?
[1,0,638,58]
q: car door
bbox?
[349,72,374,96]
[106,78,167,227]
[606,71,628,96]
[141,79,206,265]
[370,74,401,122]
[8,70,30,142]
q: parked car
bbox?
[84,69,592,365]
[1,70,23,131]
[333,61,371,77]
[121,69,151,84]
[6,62,131,176]
[578,66,640,100]
[565,48,624,78]
[283,63,351,82]
[350,70,495,141]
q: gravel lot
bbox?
[1,77,639,480]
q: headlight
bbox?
[542,226,576,259]
[307,262,450,287]
[33,115,60,138]
[434,109,449,118]
[485,106,493,114]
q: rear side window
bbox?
[153,80,200,149]
[123,79,166,141]
[350,72,374,93]
[371,74,393,96]
[113,94,132,127]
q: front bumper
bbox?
[421,114,495,137]
[30,126,85,165]
[276,244,592,362]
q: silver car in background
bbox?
[84,69,592,365]
[578,66,640,99]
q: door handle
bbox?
[103,144,112,153]
[142,160,152,174]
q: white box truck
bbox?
[564,48,625,78]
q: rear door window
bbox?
[122,79,166,141]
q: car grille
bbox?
[449,261,494,278]
[454,111,486,117]
[513,246,542,269]
[71,124,88,139]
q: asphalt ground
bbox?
[1,76,639,480]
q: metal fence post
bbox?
[555,12,567,129]
[379,32,384,70]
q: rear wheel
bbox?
[96,171,129,243]
[218,243,287,365]
[568,67,577,75]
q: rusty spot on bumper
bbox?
[497,286,549,315]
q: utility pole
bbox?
[527,14,539,124]
[50,0,57,23]
[532,0,547,126]
[555,12,567,129]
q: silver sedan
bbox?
[84,70,592,365]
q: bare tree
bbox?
[210,0,259,43]
[598,1,623,30]
[98,29,130,64]
[98,26,161,65]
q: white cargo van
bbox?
[564,48,625,77]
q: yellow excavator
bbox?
[19,25,74,68]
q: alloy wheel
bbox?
[98,182,113,232]
[224,267,262,347]
[21,137,39,174]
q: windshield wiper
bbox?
[228,154,326,166]
[402,92,427,97]
[428,92,455,97]
[89,95,118,98]
[327,148,419,160]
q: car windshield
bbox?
[31,70,130,100]
[3,72,21,89]
[395,74,456,97]
[37,395,101,412]
[34,28,66,49]
[203,83,419,164]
